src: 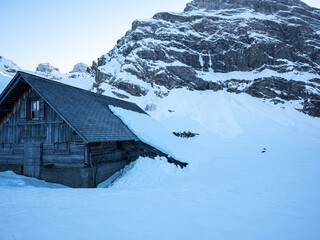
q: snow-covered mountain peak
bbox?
[36,63,60,74]
[90,0,320,117]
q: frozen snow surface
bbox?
[1,90,320,240]
[0,171,66,189]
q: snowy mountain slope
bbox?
[1,91,319,240]
[0,56,21,76]
[90,0,320,117]
[0,56,21,91]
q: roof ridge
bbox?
[18,71,138,107]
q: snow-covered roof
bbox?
[0,71,146,143]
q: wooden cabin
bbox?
[0,72,186,187]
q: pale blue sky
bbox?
[0,0,319,73]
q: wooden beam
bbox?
[140,142,188,168]
[0,107,12,112]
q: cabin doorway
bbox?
[23,142,42,178]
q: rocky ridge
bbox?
[0,58,94,92]
[91,0,320,117]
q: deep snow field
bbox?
[1,90,320,240]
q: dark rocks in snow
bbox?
[301,98,320,117]
[112,81,148,97]
[112,91,130,99]
[145,103,157,111]
[173,131,199,138]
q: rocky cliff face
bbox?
[91,0,320,117]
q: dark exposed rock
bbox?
[111,81,148,97]
[111,91,130,99]
[144,103,157,111]
[173,131,199,138]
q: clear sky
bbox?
[0,0,319,73]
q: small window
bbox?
[30,100,40,120]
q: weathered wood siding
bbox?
[0,89,86,167]
[88,142,127,165]
[88,141,131,186]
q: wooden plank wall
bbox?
[0,89,86,167]
[88,142,127,165]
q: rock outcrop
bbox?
[36,63,60,74]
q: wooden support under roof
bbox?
[0,107,12,112]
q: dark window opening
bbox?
[116,141,123,150]
[30,100,40,120]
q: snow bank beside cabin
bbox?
[109,105,196,163]
[107,156,183,189]
[0,171,66,189]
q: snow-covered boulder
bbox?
[70,62,89,73]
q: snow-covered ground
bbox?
[0,90,320,240]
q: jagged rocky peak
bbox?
[185,0,312,12]
[70,62,89,73]
[36,63,59,73]
[91,0,320,117]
